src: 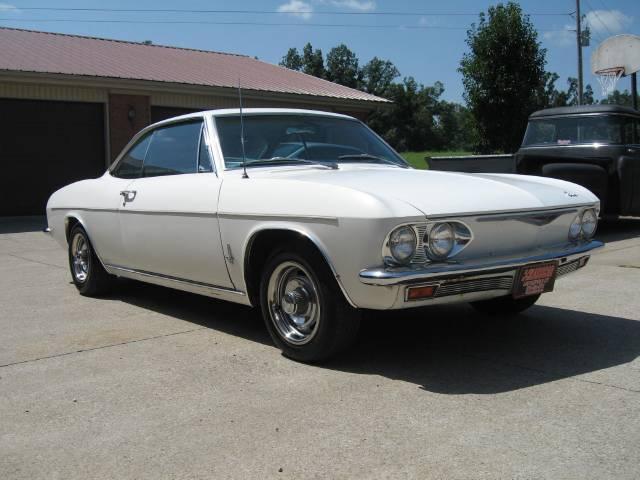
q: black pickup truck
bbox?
[516,105,640,216]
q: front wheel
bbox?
[259,246,360,363]
[470,294,541,316]
[68,225,113,296]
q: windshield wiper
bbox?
[245,157,339,170]
[338,154,405,167]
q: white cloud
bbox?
[277,0,313,20]
[418,16,438,27]
[543,25,575,47]
[330,0,376,11]
[585,9,633,35]
[0,3,19,13]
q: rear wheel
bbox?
[470,294,540,316]
[68,225,113,296]
[259,245,360,363]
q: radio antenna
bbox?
[238,78,249,179]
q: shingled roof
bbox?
[0,27,388,103]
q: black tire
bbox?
[470,294,540,316]
[259,243,360,363]
[68,225,113,296]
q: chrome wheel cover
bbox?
[71,232,90,283]
[267,261,321,345]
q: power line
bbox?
[5,7,572,17]
[0,19,471,29]
[583,0,615,37]
[0,18,564,31]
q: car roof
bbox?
[529,104,640,118]
[149,108,357,129]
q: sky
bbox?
[0,0,638,103]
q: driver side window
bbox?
[142,121,203,177]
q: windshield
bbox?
[215,114,408,169]
[522,114,639,147]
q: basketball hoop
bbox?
[595,67,624,96]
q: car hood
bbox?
[269,166,598,217]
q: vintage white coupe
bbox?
[46,108,603,361]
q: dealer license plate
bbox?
[513,261,558,299]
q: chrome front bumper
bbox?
[359,240,604,286]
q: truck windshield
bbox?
[214,114,408,169]
[522,114,639,146]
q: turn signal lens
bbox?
[406,285,438,301]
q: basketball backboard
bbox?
[591,34,640,96]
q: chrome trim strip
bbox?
[219,212,339,225]
[476,207,578,222]
[105,264,246,296]
[43,227,52,235]
[52,207,118,213]
[51,207,215,217]
[119,209,214,217]
[425,204,595,220]
[359,240,603,286]
[529,112,640,120]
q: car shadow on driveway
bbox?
[330,304,640,395]
[109,280,272,346]
[597,217,640,242]
[108,280,640,395]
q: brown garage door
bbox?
[0,98,105,216]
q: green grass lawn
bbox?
[400,150,473,169]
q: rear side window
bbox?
[112,133,151,179]
[142,121,203,177]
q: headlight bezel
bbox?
[569,214,583,241]
[568,207,598,242]
[581,208,598,239]
[384,225,418,265]
[383,220,473,266]
[427,222,455,260]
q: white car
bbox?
[46,108,603,362]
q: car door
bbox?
[118,119,234,289]
[94,132,152,267]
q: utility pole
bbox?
[576,0,584,105]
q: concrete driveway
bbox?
[1,217,639,479]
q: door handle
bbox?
[120,190,137,206]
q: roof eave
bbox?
[0,69,390,111]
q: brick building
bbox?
[0,27,387,215]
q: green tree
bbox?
[360,57,400,96]
[279,43,325,78]
[279,42,476,152]
[367,78,447,151]
[301,43,326,78]
[280,47,303,71]
[600,89,638,106]
[459,2,547,153]
[325,44,361,88]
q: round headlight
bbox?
[569,214,582,241]
[428,222,455,260]
[388,226,417,263]
[581,209,598,238]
